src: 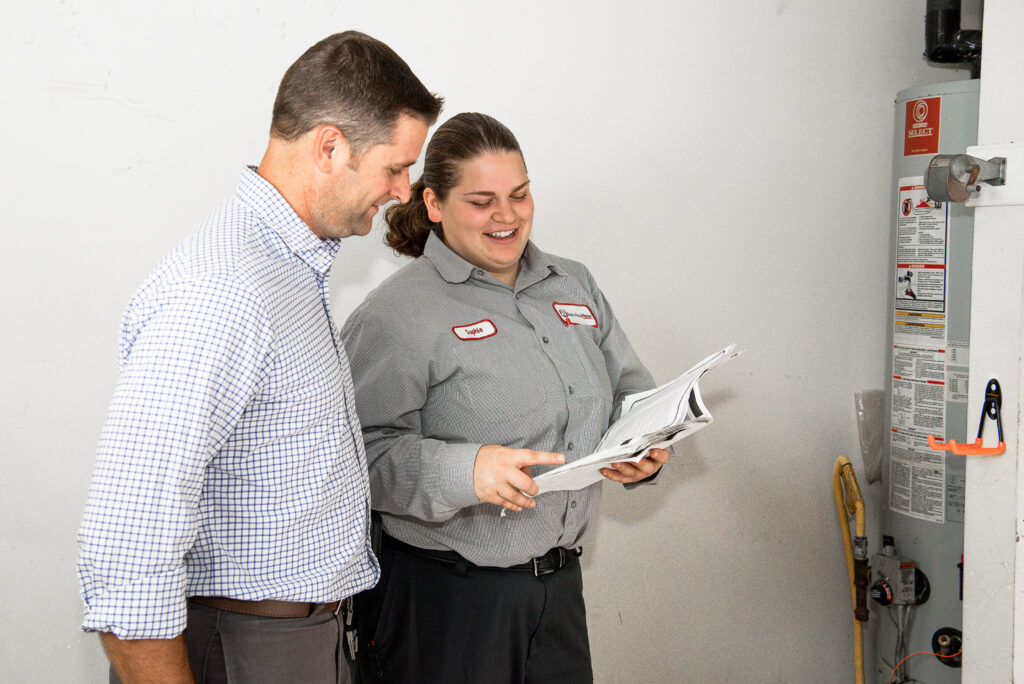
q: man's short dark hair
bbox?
[271,31,443,154]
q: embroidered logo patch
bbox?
[553,302,599,327]
[452,319,497,340]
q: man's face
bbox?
[310,113,429,240]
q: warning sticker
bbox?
[891,346,946,433]
[946,341,969,365]
[894,265,946,312]
[894,178,948,344]
[946,369,969,403]
[889,175,950,524]
[889,429,946,523]
[904,96,941,156]
[894,311,946,345]
[945,341,969,404]
[895,180,947,315]
[897,185,946,265]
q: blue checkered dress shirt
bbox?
[77,166,378,639]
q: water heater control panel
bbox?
[871,547,917,606]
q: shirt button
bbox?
[474,268,485,276]
[570,501,578,509]
[542,336,549,344]
[568,386,575,394]
[567,442,574,451]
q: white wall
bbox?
[0,1,968,681]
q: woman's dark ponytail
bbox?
[384,178,436,257]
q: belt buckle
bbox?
[533,548,566,577]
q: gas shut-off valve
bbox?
[870,536,962,671]
[925,153,1006,202]
[870,536,930,608]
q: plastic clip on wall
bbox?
[928,378,1006,455]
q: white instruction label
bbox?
[889,176,949,524]
[945,341,969,404]
[889,429,946,522]
[891,348,946,433]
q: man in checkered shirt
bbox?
[77,31,442,684]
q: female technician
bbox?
[341,112,669,683]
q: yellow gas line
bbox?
[833,455,869,684]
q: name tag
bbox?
[452,319,497,340]
[553,302,599,327]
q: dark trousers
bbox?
[110,601,351,684]
[354,540,593,684]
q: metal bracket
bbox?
[965,143,1024,207]
[926,154,1007,202]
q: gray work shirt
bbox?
[341,232,654,567]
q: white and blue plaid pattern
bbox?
[77,167,378,639]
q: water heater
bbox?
[877,79,979,683]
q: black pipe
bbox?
[924,0,982,76]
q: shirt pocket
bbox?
[448,333,551,423]
[564,323,614,402]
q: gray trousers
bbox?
[110,600,352,684]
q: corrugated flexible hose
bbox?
[833,455,867,684]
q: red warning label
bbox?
[904,97,941,156]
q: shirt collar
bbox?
[236,165,340,275]
[516,241,561,290]
[423,231,474,282]
[422,231,560,288]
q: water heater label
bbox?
[889,426,946,523]
[889,343,947,523]
[904,96,941,156]
[889,175,950,524]
[945,341,970,404]
[894,179,948,325]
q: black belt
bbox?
[189,596,345,618]
[384,533,581,577]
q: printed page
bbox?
[534,345,737,494]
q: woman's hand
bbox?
[600,447,670,484]
[473,446,565,512]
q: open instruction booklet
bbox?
[533,344,739,494]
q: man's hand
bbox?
[600,447,670,484]
[474,445,565,512]
[100,632,195,684]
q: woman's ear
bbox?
[423,187,443,223]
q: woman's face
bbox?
[424,150,533,286]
